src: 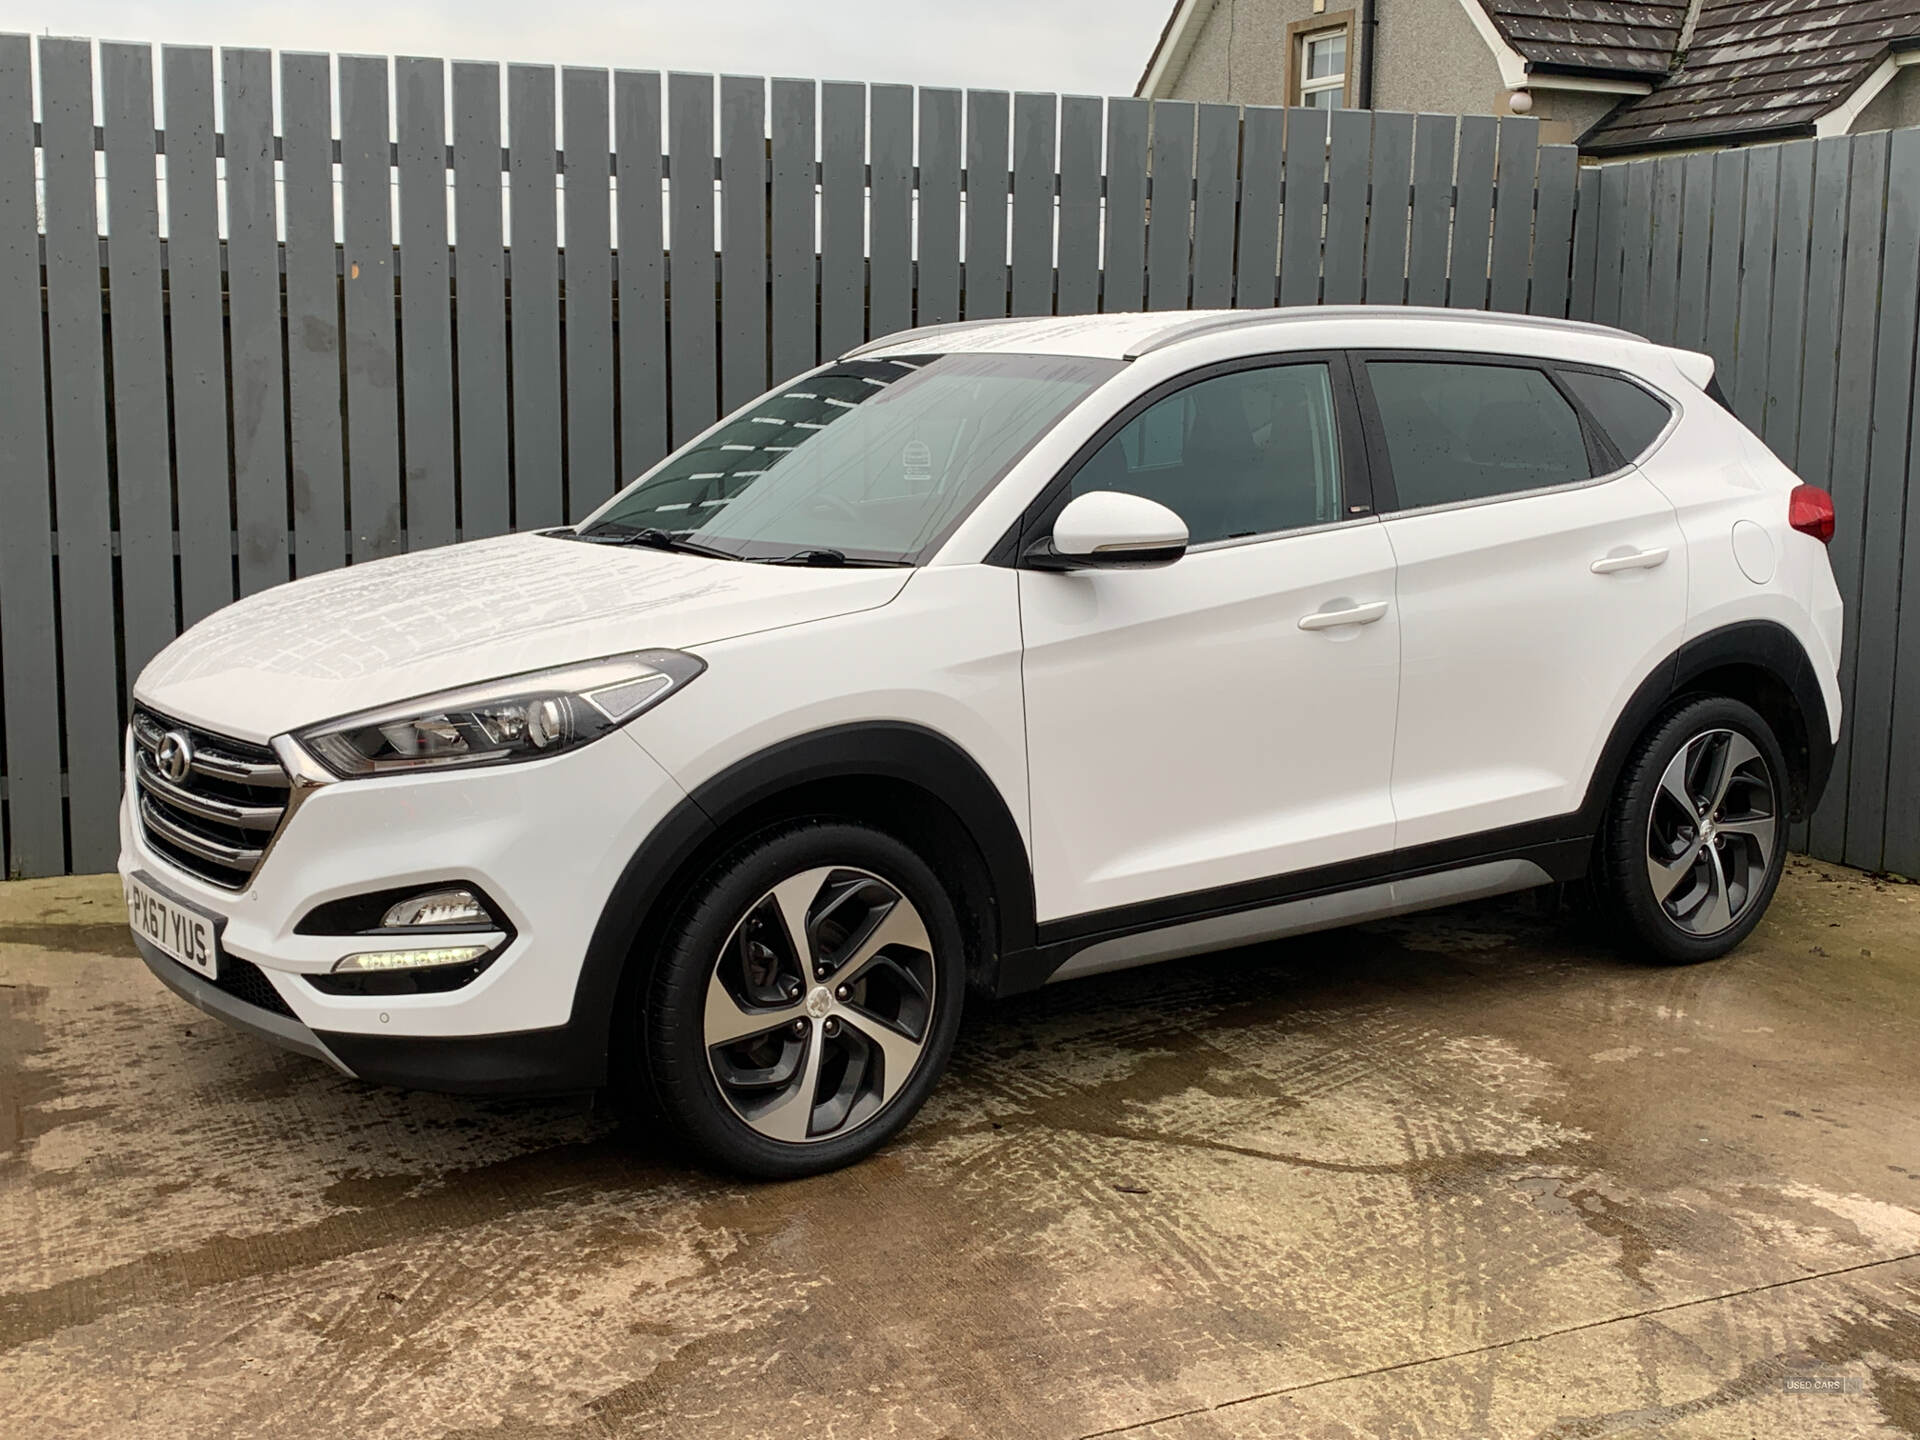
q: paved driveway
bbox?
[2,858,1917,1438]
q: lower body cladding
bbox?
[118,726,689,1093]
[1046,858,1554,982]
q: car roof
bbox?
[842,306,1653,365]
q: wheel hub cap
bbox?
[1644,728,1777,938]
[702,866,937,1145]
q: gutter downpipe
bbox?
[1359,0,1379,107]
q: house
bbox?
[1136,0,1920,158]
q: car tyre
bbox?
[637,821,965,1178]
[1598,695,1790,965]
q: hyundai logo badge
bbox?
[156,730,195,784]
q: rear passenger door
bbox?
[1355,352,1688,850]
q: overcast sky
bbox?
[0,0,1173,95]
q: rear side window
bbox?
[1559,369,1674,462]
[1365,360,1592,510]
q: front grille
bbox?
[131,707,290,890]
[213,955,298,1018]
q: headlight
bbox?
[296,649,705,778]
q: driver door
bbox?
[1018,356,1401,925]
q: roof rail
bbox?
[839,318,1017,360]
[1123,305,1643,358]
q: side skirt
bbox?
[996,830,1591,995]
[1046,857,1553,984]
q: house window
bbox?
[1287,14,1354,110]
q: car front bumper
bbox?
[118,725,691,1093]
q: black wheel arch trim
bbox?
[565,721,1038,1088]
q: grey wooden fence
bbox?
[1565,135,1920,878]
[0,33,1911,886]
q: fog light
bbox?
[380,888,490,929]
[333,945,491,974]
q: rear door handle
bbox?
[1590,546,1669,574]
[1298,600,1390,631]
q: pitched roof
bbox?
[1582,0,1920,153]
[1476,0,1691,76]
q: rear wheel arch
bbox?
[1584,620,1831,830]
[575,723,1034,1086]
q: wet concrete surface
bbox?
[2,855,1917,1439]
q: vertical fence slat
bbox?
[1672,153,1716,352]
[1885,382,1920,875]
[507,64,563,522]
[1278,107,1326,307]
[965,89,1011,319]
[563,67,615,517]
[1567,167,1599,320]
[1486,116,1536,314]
[615,71,668,479]
[1795,137,1851,490]
[1702,148,1748,392]
[285,52,350,570]
[770,78,818,376]
[821,81,867,355]
[341,55,404,555]
[1102,97,1149,312]
[1407,114,1455,307]
[1730,146,1780,431]
[870,84,915,336]
[1761,139,1814,460]
[667,72,716,444]
[1845,128,1920,872]
[1236,105,1284,308]
[1147,100,1195,310]
[1190,102,1238,308]
[40,37,119,868]
[454,60,511,533]
[1616,159,1654,337]
[223,47,294,600]
[1810,131,1889,860]
[1644,156,1684,343]
[0,33,61,876]
[161,46,233,623]
[918,88,963,325]
[1011,93,1058,317]
[1364,111,1413,306]
[1322,108,1370,305]
[1588,163,1627,328]
[1056,95,1102,316]
[719,75,769,410]
[1528,143,1576,317]
[1447,115,1496,309]
[101,42,176,689]
[397,56,458,544]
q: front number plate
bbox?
[126,874,220,980]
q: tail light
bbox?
[1788,484,1835,544]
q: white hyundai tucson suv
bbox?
[120,306,1844,1176]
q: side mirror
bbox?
[1028,490,1189,571]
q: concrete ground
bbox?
[1,858,1917,1439]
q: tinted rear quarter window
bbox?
[1559,369,1674,462]
[1366,360,1593,510]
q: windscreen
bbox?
[579,352,1122,563]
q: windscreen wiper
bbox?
[563,527,743,560]
[761,549,911,567]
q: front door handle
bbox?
[1299,600,1390,631]
[1590,546,1670,574]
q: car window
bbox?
[581,352,1121,563]
[1069,363,1344,545]
[1559,369,1674,462]
[1366,360,1593,510]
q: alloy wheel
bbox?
[1644,728,1778,938]
[702,866,937,1144]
